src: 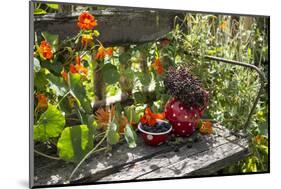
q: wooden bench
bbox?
[33,124,249,186]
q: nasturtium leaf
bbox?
[136,72,151,86]
[69,73,92,113]
[34,104,65,141]
[106,84,119,96]
[34,8,47,15]
[46,3,59,9]
[134,92,146,104]
[101,64,120,84]
[57,125,93,162]
[124,124,137,148]
[46,73,67,96]
[34,69,48,92]
[87,115,98,136]
[107,122,120,145]
[42,60,63,73]
[119,53,131,64]
[124,68,135,80]
[124,106,140,124]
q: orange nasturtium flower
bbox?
[38,40,53,60]
[96,46,113,60]
[140,107,165,126]
[36,93,48,109]
[77,11,97,30]
[199,120,213,135]
[152,57,164,75]
[69,55,88,76]
[61,70,68,81]
[70,64,78,74]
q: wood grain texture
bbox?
[34,9,179,46]
[33,124,249,186]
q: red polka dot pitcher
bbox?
[165,97,208,136]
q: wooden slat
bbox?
[136,137,249,179]
[34,9,179,46]
[96,135,240,182]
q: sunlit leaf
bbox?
[57,125,93,162]
[46,73,68,96]
[34,104,65,141]
[124,124,137,148]
[34,9,47,15]
[107,122,120,145]
[46,4,59,9]
[69,73,92,113]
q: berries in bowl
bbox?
[164,66,209,136]
[138,107,172,146]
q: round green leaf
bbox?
[69,73,92,113]
[57,125,93,162]
[46,73,67,96]
[34,104,65,141]
[101,64,120,84]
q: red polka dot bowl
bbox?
[165,97,207,136]
[138,120,172,146]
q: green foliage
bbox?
[34,104,65,141]
[124,124,137,148]
[101,64,120,84]
[46,4,59,10]
[107,121,120,145]
[69,73,92,114]
[46,73,68,96]
[57,125,93,162]
[171,14,269,173]
[34,9,47,15]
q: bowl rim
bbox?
[138,119,172,135]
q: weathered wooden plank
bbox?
[136,137,249,179]
[33,125,241,186]
[34,9,179,45]
[96,134,238,182]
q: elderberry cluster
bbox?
[164,66,209,108]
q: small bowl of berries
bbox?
[138,107,172,146]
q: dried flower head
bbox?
[164,66,209,108]
[94,106,128,133]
